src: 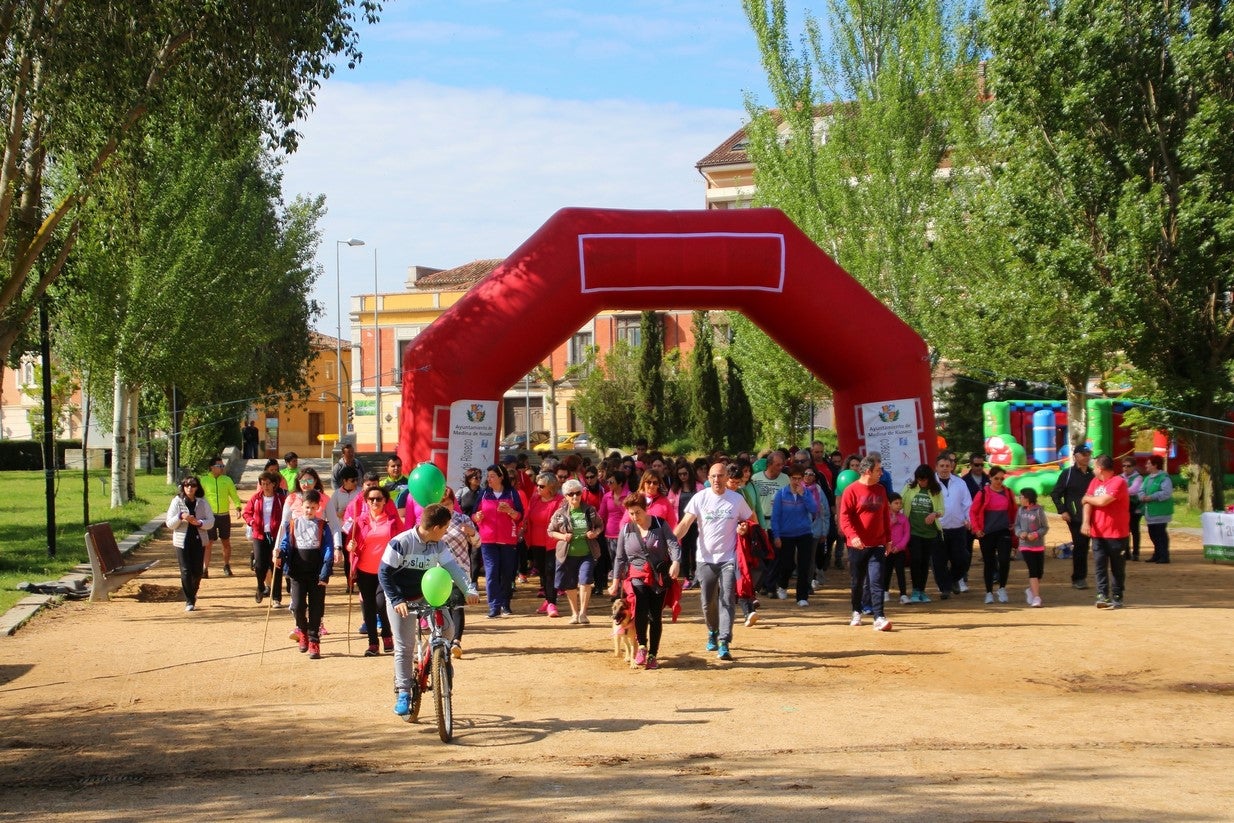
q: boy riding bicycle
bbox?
[378,504,479,717]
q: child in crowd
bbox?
[379,504,479,718]
[884,492,910,605]
[276,490,335,658]
[1014,488,1049,607]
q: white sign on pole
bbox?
[859,398,925,492]
[446,400,499,491]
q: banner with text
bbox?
[446,400,500,491]
[859,398,925,492]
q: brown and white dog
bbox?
[611,598,637,667]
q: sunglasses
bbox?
[181,481,198,488]
[299,479,315,486]
[367,496,385,503]
[585,474,597,480]
[565,491,582,497]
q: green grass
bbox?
[0,470,174,614]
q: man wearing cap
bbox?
[1051,446,1095,589]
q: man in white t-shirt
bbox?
[676,462,753,662]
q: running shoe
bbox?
[394,691,411,716]
[984,592,995,604]
[849,611,862,627]
[899,594,910,605]
[997,588,1009,603]
[717,643,732,661]
[645,655,659,670]
[957,579,969,593]
[706,631,719,652]
[634,646,647,666]
[873,616,892,632]
[744,612,759,628]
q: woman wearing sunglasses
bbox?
[165,475,215,612]
[348,486,403,655]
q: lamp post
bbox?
[373,247,383,451]
[335,238,365,446]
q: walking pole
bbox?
[260,554,277,665]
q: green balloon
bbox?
[835,469,859,496]
[421,566,453,608]
[408,462,447,507]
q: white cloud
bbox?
[279,79,744,335]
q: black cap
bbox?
[1073,445,1091,455]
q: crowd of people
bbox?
[163,437,1165,711]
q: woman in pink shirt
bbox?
[597,470,629,586]
[349,485,403,656]
[524,473,564,617]
[970,466,1019,605]
[473,464,524,618]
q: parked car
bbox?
[499,430,550,455]
[550,432,594,452]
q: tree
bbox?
[635,311,664,445]
[0,0,381,365]
[984,0,1234,509]
[689,311,725,451]
[724,355,756,453]
[56,114,323,502]
[933,374,989,458]
[725,313,828,448]
[573,341,641,450]
[742,0,980,332]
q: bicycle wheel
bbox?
[432,645,453,742]
[409,645,427,722]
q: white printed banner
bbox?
[859,398,925,492]
[446,400,500,491]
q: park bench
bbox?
[84,523,159,602]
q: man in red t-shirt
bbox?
[1081,454,1130,608]
[838,452,892,631]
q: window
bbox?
[569,332,593,365]
[19,357,35,387]
[615,317,640,348]
[394,339,417,385]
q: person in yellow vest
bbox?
[201,455,243,577]
[1139,455,1174,564]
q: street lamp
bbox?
[335,238,364,447]
[373,248,383,451]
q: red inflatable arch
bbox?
[399,207,935,482]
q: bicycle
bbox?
[404,601,455,742]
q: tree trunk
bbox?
[1065,378,1088,453]
[126,386,138,499]
[1183,414,1225,513]
[110,370,128,507]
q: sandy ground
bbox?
[1,527,1232,822]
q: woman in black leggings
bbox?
[608,494,682,670]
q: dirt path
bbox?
[1,528,1232,821]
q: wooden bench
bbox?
[84,523,160,602]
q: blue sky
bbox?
[279,0,810,338]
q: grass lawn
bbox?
[0,470,174,615]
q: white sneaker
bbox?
[744,611,759,628]
[899,594,910,605]
[873,616,892,632]
[984,592,995,604]
[883,591,890,602]
[1031,596,1043,608]
[796,599,809,607]
[1025,587,1034,605]
[849,611,862,627]
[997,587,1009,603]
[775,587,789,600]
[957,579,969,593]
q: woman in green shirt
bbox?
[902,464,944,604]
[547,479,604,624]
